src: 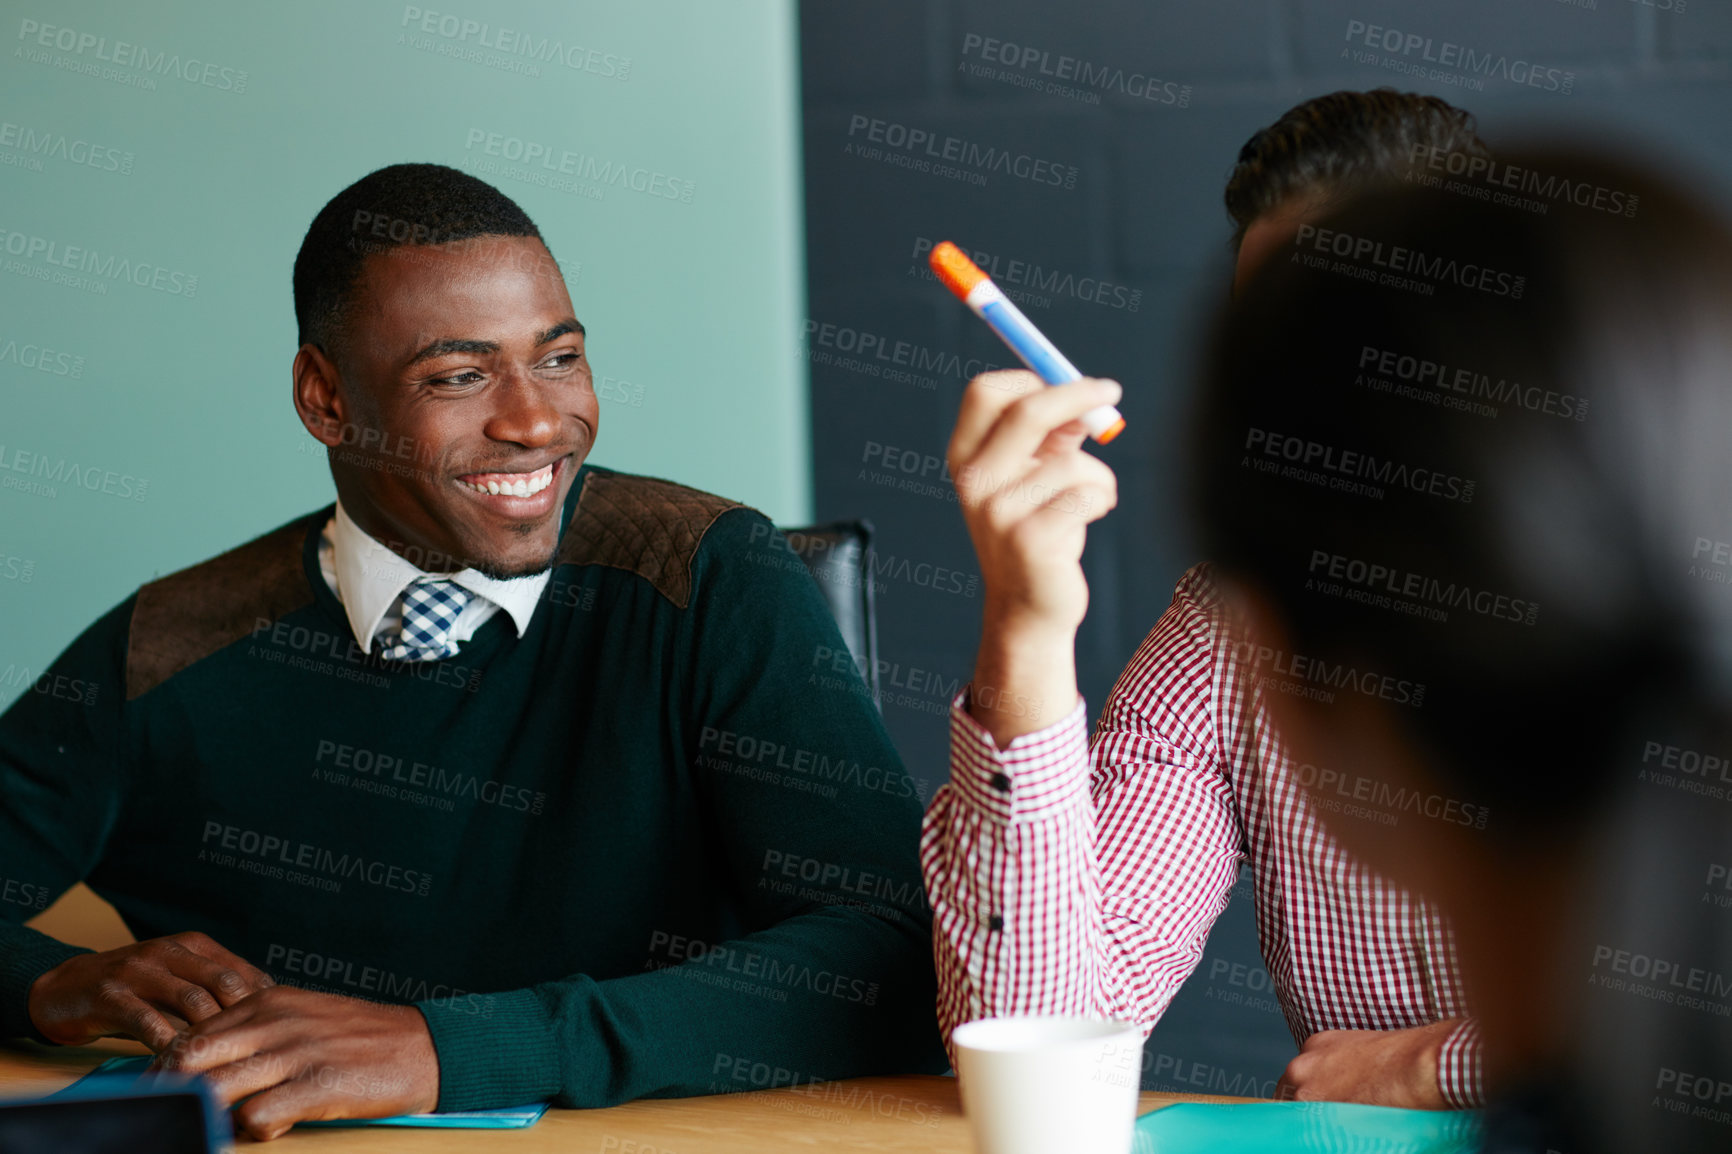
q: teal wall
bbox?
[0,0,809,690]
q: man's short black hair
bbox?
[293,162,544,357]
[1223,88,1489,251]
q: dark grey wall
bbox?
[799,0,1732,1091]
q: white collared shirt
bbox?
[317,502,551,654]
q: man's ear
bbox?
[293,343,348,449]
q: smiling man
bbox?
[0,164,942,1139]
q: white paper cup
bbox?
[953,1016,1144,1154]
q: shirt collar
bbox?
[329,501,552,653]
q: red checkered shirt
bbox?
[920,563,1484,1107]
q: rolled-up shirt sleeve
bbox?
[1437,1017,1485,1108]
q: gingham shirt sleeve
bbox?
[920,579,1246,1065]
[1436,1017,1484,1108]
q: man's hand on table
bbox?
[154,985,440,1141]
[30,936,440,1140]
[27,931,276,1050]
[1276,1019,1456,1109]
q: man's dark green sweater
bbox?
[0,465,944,1109]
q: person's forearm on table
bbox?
[1,922,93,1042]
[1279,1016,1482,1110]
[418,908,942,1111]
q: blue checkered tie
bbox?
[377,577,472,662]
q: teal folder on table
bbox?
[1134,1101,1481,1153]
[74,1058,549,1130]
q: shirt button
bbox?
[988,915,1005,932]
[989,773,1011,793]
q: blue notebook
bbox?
[1134,1101,1482,1154]
[74,1057,549,1129]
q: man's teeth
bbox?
[460,464,554,497]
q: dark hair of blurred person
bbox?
[1194,147,1732,1154]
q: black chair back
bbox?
[777,520,880,707]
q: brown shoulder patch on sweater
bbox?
[554,470,743,608]
[126,512,322,700]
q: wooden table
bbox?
[0,1036,1257,1151]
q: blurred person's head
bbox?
[291,163,597,580]
[1193,148,1732,1152]
[1225,89,1489,289]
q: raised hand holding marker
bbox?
[928,240,1126,443]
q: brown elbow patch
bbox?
[126,514,321,701]
[556,471,743,608]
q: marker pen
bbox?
[928,240,1125,443]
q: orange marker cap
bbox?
[929,241,988,300]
